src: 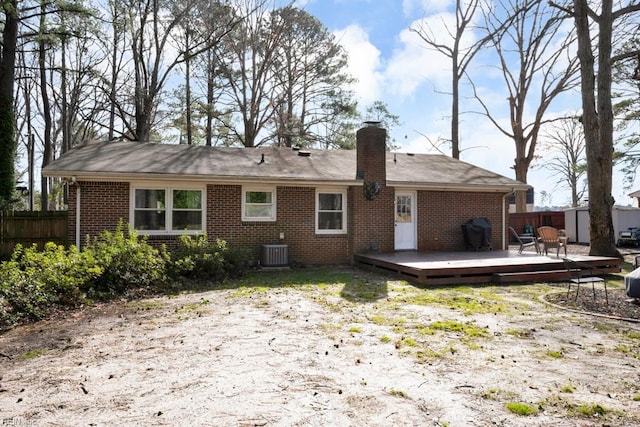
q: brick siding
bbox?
[67,127,509,263]
[417,191,507,251]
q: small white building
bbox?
[564,205,640,244]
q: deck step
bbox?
[492,269,570,283]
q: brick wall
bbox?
[68,169,509,263]
[206,184,350,265]
[70,182,129,246]
[417,190,507,251]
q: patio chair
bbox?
[563,258,608,305]
[537,226,567,257]
[508,226,539,254]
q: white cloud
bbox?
[402,0,451,16]
[333,24,384,104]
[384,25,450,97]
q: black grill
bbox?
[461,217,493,251]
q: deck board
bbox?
[353,250,621,285]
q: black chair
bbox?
[508,226,539,254]
[562,258,608,305]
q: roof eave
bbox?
[42,170,362,187]
[387,181,530,192]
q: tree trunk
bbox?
[0,1,18,208]
[185,27,192,145]
[39,4,53,211]
[573,0,618,257]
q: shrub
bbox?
[169,233,254,281]
[0,243,101,325]
[83,223,167,298]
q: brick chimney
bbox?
[356,122,386,183]
[350,122,394,256]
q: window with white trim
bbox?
[316,189,347,234]
[242,187,276,221]
[132,186,204,233]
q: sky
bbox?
[296,0,638,208]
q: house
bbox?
[43,124,529,265]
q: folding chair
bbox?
[563,258,608,305]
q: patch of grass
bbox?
[414,347,445,362]
[626,331,640,340]
[348,326,361,333]
[506,402,538,416]
[428,320,490,338]
[632,394,640,401]
[388,388,408,398]
[546,350,564,359]
[480,388,519,401]
[380,335,391,343]
[560,385,575,393]
[22,348,47,359]
[568,403,608,418]
[125,301,165,310]
[370,315,405,327]
[614,345,630,353]
[390,288,513,315]
[396,336,418,348]
[506,328,534,338]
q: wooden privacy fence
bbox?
[509,211,565,237]
[0,211,68,258]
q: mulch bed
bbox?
[545,286,640,321]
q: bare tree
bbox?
[215,0,286,147]
[558,0,640,256]
[537,116,587,207]
[473,0,580,212]
[411,0,490,159]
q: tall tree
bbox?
[560,0,640,256]
[216,0,285,147]
[537,116,587,207]
[364,100,401,150]
[269,6,355,148]
[0,0,19,208]
[411,0,490,159]
[474,0,580,212]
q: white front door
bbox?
[395,192,416,250]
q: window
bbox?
[242,187,276,221]
[132,186,204,233]
[316,190,346,234]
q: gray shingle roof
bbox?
[43,141,528,191]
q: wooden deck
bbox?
[353,250,621,285]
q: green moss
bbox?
[22,348,47,359]
[506,402,538,416]
[546,350,564,359]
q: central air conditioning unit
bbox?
[261,244,288,267]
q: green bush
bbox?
[0,243,101,325]
[0,225,253,328]
[169,233,254,281]
[83,223,167,298]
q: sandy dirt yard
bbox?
[1,265,640,427]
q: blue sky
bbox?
[297,0,637,208]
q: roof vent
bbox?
[298,150,310,157]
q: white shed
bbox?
[564,205,640,244]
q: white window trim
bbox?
[242,186,277,222]
[316,188,347,235]
[130,183,206,235]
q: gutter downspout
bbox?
[71,177,80,248]
[503,189,516,250]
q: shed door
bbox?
[395,192,417,250]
